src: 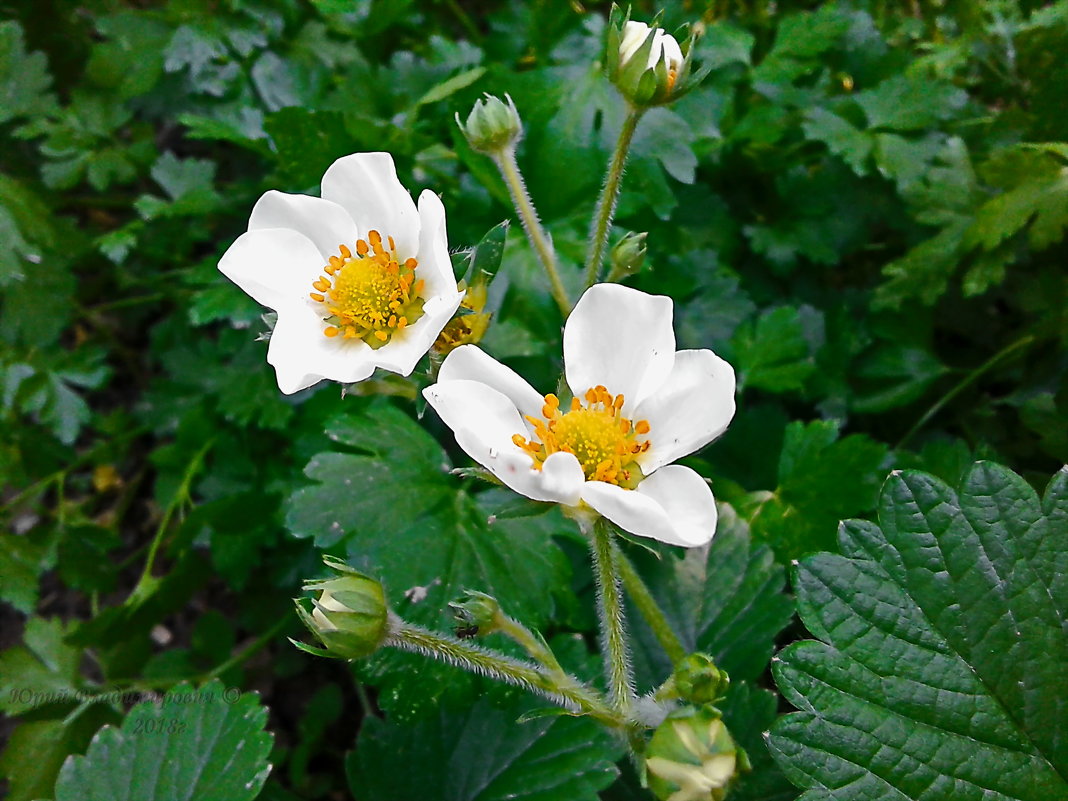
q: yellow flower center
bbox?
[308,230,425,349]
[513,386,651,488]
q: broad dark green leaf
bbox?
[627,506,795,692]
[286,402,570,628]
[346,689,622,801]
[54,679,273,801]
[769,463,1068,800]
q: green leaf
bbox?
[627,506,795,691]
[54,679,274,801]
[0,21,57,124]
[0,174,56,286]
[719,682,799,801]
[802,108,872,174]
[732,306,824,393]
[264,108,353,188]
[86,12,170,100]
[286,402,570,628]
[968,168,1068,252]
[1,708,119,801]
[460,220,509,284]
[769,463,1068,800]
[346,689,622,800]
[0,618,82,716]
[746,420,889,560]
[855,74,968,132]
[414,65,486,107]
[0,528,54,612]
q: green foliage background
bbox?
[1,0,1065,799]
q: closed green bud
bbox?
[449,589,503,637]
[456,94,522,154]
[295,556,390,659]
[606,6,705,107]
[645,706,748,801]
[674,653,729,705]
[610,231,647,278]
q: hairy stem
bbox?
[584,107,644,287]
[386,616,624,727]
[497,615,567,678]
[589,519,635,714]
[614,541,687,665]
[492,147,571,316]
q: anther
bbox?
[339,244,352,259]
[324,326,339,337]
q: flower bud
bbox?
[674,653,729,706]
[606,7,701,107]
[449,589,503,637]
[644,706,748,801]
[295,557,390,659]
[434,281,492,355]
[456,94,522,154]
[609,231,647,279]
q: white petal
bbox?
[619,21,651,65]
[321,153,419,259]
[580,481,685,546]
[422,380,584,505]
[633,349,737,473]
[415,190,457,300]
[438,345,545,422]
[268,304,376,394]
[660,32,684,72]
[646,29,666,69]
[218,228,323,310]
[370,290,464,376]
[634,465,718,547]
[564,284,676,412]
[248,191,359,261]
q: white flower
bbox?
[423,284,736,547]
[219,152,464,394]
[618,20,684,77]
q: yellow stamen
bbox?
[512,389,651,489]
[307,231,426,346]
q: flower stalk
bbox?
[491,148,571,316]
[496,614,569,678]
[386,615,625,727]
[589,518,635,715]
[613,539,687,665]
[584,107,645,287]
